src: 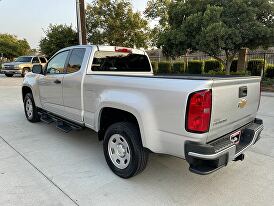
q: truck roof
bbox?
[61,45,146,55]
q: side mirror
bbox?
[32,64,43,74]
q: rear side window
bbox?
[67,48,86,74]
[91,51,151,72]
[32,57,40,63]
[39,57,47,63]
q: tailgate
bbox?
[207,77,261,142]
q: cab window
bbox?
[46,51,69,74]
[66,48,86,74]
[91,51,151,72]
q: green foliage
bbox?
[204,59,223,73]
[151,61,158,73]
[266,64,274,78]
[158,0,274,74]
[39,24,78,58]
[247,59,265,76]
[187,60,204,74]
[230,71,248,76]
[206,70,226,75]
[0,34,31,59]
[86,0,149,48]
[144,0,171,46]
[230,59,238,72]
[173,62,184,73]
[157,62,172,74]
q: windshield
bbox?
[15,57,32,62]
[91,51,151,72]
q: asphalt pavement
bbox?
[0,74,273,206]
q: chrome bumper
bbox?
[185,118,264,175]
[2,69,21,74]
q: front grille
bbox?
[4,65,15,69]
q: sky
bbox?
[0,0,148,48]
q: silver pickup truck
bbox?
[22,45,263,178]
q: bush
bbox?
[206,70,226,75]
[187,60,204,74]
[173,62,185,73]
[230,59,238,72]
[266,64,274,78]
[204,59,223,73]
[247,59,265,76]
[151,61,158,73]
[157,62,172,74]
[230,71,248,76]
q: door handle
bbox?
[54,79,62,84]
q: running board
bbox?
[56,121,73,133]
[40,115,54,124]
[38,111,84,133]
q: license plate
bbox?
[230,130,241,144]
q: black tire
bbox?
[5,73,14,77]
[21,68,30,77]
[24,93,40,122]
[103,122,148,178]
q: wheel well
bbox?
[22,86,32,101]
[98,107,140,141]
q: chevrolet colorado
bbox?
[22,45,263,178]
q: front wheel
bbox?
[5,73,14,77]
[24,93,40,122]
[103,122,148,178]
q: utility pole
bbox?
[76,0,87,45]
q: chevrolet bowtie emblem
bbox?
[238,99,247,108]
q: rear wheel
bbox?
[5,73,14,77]
[103,122,148,178]
[24,93,40,122]
[22,68,30,77]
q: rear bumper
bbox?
[185,118,264,175]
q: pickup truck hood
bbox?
[207,77,261,142]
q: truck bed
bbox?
[91,73,260,81]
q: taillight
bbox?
[186,90,212,133]
[115,47,132,53]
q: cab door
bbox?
[38,50,70,116]
[62,48,86,123]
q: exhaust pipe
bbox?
[234,154,245,162]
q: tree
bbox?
[158,0,274,74]
[39,24,78,58]
[86,0,150,48]
[144,0,171,46]
[0,34,31,59]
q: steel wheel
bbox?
[108,134,131,169]
[25,97,33,119]
[24,93,40,123]
[103,122,148,178]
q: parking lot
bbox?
[0,74,274,206]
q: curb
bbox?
[262,92,274,97]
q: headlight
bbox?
[14,65,20,69]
